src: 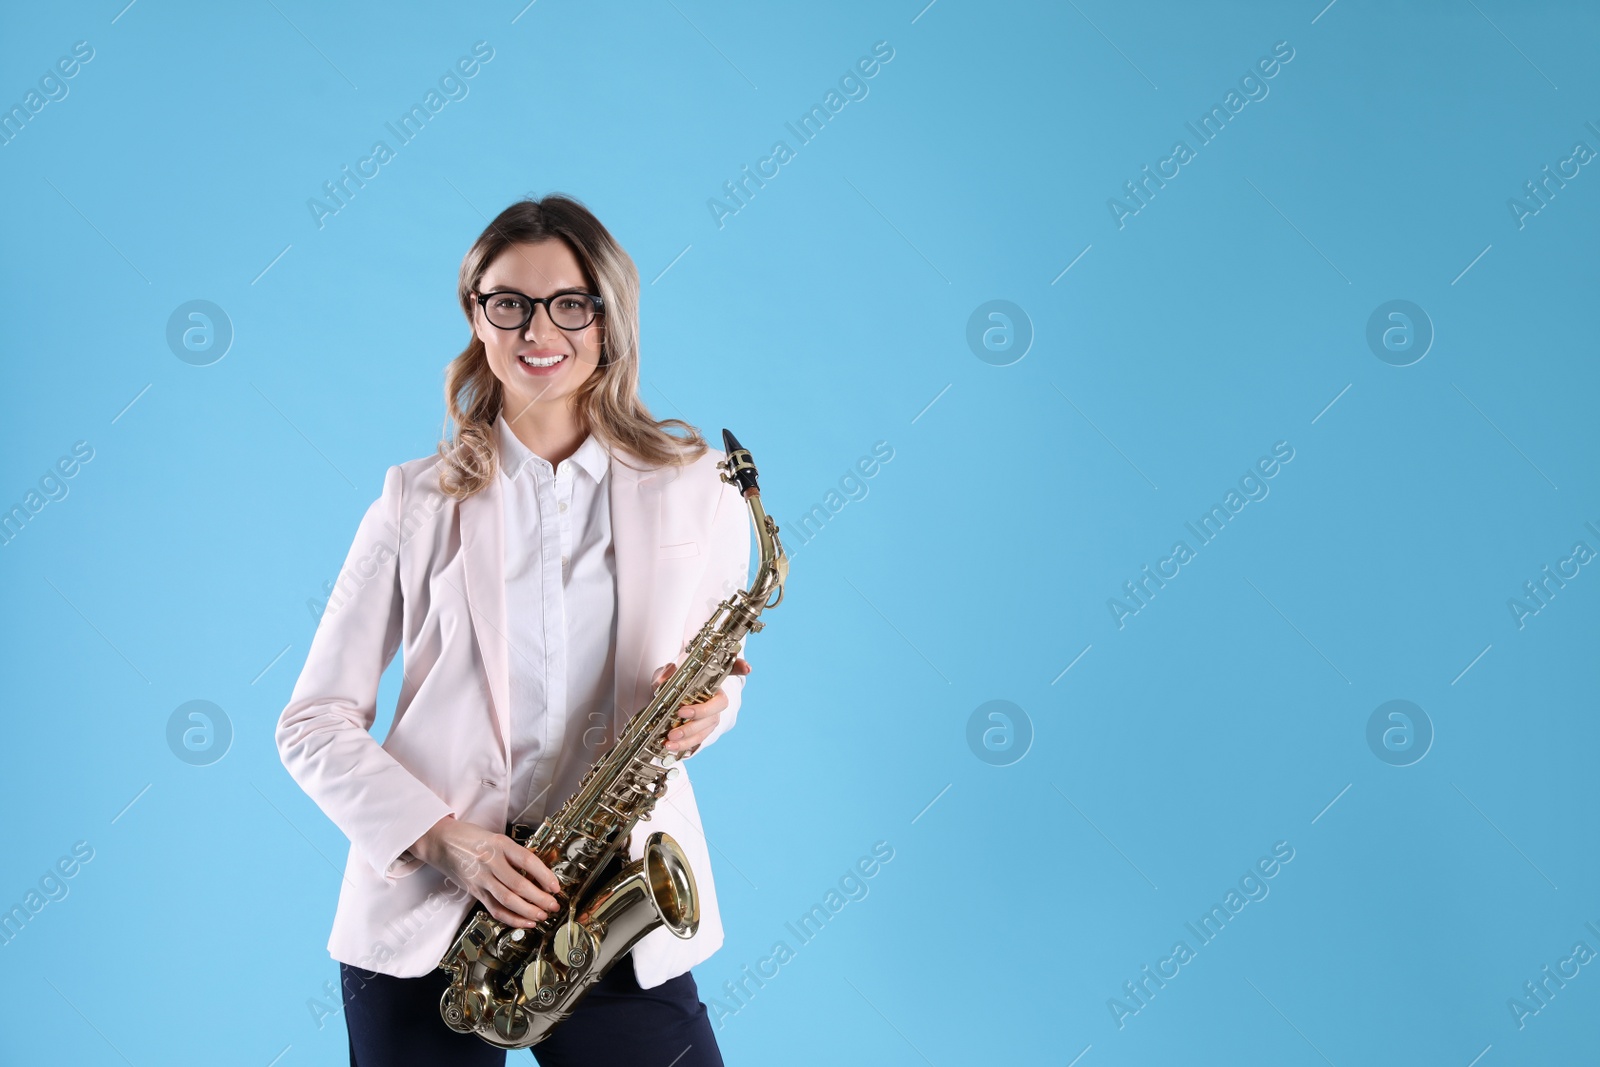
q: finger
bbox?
[481,898,532,927]
[482,894,543,927]
[732,657,752,675]
[667,714,717,751]
[676,689,728,723]
[490,861,561,914]
[500,844,563,897]
[479,868,548,921]
[482,880,549,925]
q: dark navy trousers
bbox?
[340,954,724,1066]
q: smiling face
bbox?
[472,238,605,424]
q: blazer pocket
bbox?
[658,541,700,559]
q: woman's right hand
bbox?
[411,815,562,927]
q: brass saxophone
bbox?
[437,429,788,1049]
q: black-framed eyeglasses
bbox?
[474,289,605,332]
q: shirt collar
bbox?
[494,412,610,484]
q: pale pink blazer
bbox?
[275,438,751,989]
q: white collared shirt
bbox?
[494,413,617,827]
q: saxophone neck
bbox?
[748,499,787,610]
[719,429,787,609]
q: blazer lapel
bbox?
[610,454,664,739]
[458,445,666,767]
[459,473,511,763]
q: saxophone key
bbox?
[491,1002,532,1045]
[521,954,560,1004]
[551,917,598,969]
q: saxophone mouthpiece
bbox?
[721,429,761,496]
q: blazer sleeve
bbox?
[275,464,457,884]
[683,463,754,755]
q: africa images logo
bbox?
[1106,40,1296,229]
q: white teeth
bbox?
[521,353,565,367]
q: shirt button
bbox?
[561,555,569,568]
[559,502,568,513]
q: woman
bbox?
[276,194,753,1066]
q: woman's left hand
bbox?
[650,656,752,757]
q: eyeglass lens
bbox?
[482,292,598,331]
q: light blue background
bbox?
[2,1,1597,1064]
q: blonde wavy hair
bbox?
[435,194,708,498]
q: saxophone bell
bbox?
[577,831,700,957]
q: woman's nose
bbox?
[523,303,559,340]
